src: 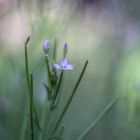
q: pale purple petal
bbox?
[53,57,74,71]
[53,64,61,70]
[60,58,68,68]
[65,64,74,70]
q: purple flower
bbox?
[63,43,68,57]
[64,43,68,51]
[42,40,50,52]
[53,57,74,71]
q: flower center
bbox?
[61,63,67,68]
[60,58,68,68]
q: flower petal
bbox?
[53,64,61,70]
[60,58,68,68]
[65,64,74,70]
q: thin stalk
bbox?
[56,74,64,106]
[76,97,119,140]
[45,59,52,88]
[19,36,30,140]
[25,36,30,88]
[29,74,34,140]
[23,37,42,140]
[53,71,63,103]
[53,38,57,61]
[19,101,29,140]
[52,60,88,134]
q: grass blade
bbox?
[76,97,119,140]
[25,36,30,88]
[24,36,43,139]
[20,36,31,140]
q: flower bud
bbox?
[42,40,50,52]
[63,43,68,57]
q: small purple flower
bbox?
[64,43,68,51]
[53,57,74,71]
[63,43,68,57]
[42,40,50,52]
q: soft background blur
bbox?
[1,0,140,140]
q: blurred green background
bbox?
[1,0,140,140]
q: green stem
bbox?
[53,38,57,61]
[19,36,30,140]
[23,37,41,140]
[56,74,64,106]
[76,97,119,140]
[30,74,34,140]
[53,71,63,103]
[19,101,29,140]
[25,36,30,88]
[52,60,88,135]
[45,59,52,88]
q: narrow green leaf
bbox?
[76,97,119,140]
[25,37,44,136]
[20,36,30,140]
[52,60,88,134]
[24,36,30,89]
